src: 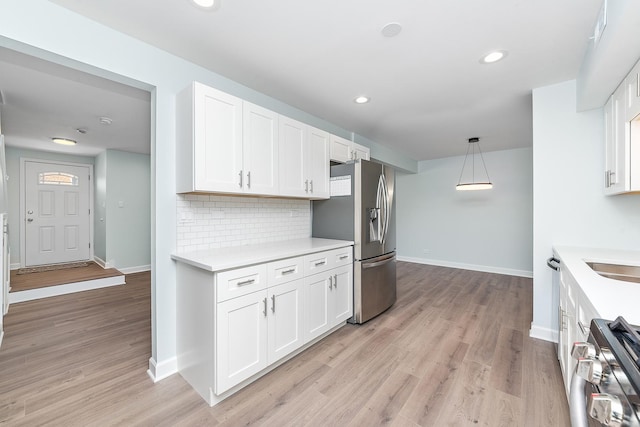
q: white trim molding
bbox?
[119,264,151,275]
[147,356,177,383]
[93,256,114,269]
[9,275,125,304]
[397,256,534,278]
[529,323,558,343]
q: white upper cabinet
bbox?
[329,134,370,163]
[307,126,330,198]
[626,60,640,121]
[604,73,640,195]
[177,82,243,193]
[243,102,279,195]
[177,82,328,199]
[279,118,330,199]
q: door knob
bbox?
[27,218,34,222]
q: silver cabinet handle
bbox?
[314,261,326,266]
[578,321,589,336]
[339,255,349,260]
[271,295,275,313]
[328,276,333,289]
[305,179,309,192]
[309,179,313,193]
[238,170,243,188]
[333,274,337,287]
[263,298,267,317]
[237,278,255,286]
[282,268,296,275]
[247,171,251,188]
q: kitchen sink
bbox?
[586,262,640,284]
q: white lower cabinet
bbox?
[177,245,353,406]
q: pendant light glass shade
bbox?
[455,137,493,191]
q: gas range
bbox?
[572,317,640,426]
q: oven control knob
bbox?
[571,342,596,360]
[575,357,603,384]
[588,393,623,427]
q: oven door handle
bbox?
[546,257,560,271]
[569,368,589,427]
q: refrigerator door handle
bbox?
[379,173,390,245]
[362,253,396,269]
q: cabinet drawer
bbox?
[267,257,304,287]
[304,251,333,275]
[216,264,267,302]
[331,247,353,268]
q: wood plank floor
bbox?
[10,262,123,292]
[0,262,570,426]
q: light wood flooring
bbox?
[10,262,123,292]
[0,262,570,426]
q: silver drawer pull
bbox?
[339,255,349,260]
[281,268,296,275]
[314,261,326,266]
[237,279,255,286]
[578,321,589,336]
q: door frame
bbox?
[19,158,94,268]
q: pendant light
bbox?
[455,137,493,191]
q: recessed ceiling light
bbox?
[52,137,77,146]
[192,0,218,9]
[480,50,508,64]
[381,22,402,38]
[354,96,370,104]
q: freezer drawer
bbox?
[351,252,397,324]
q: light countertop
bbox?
[554,246,640,325]
[172,238,354,272]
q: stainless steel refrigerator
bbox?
[312,159,396,324]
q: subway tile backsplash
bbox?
[176,194,311,253]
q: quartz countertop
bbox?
[172,238,354,272]
[553,246,640,325]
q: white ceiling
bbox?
[0,47,151,156]
[3,0,603,160]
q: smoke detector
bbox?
[99,116,113,125]
[381,22,402,38]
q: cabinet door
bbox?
[243,102,279,195]
[216,291,268,394]
[352,142,370,161]
[626,62,640,121]
[279,117,308,197]
[604,87,628,195]
[267,280,304,363]
[303,273,331,341]
[329,265,353,325]
[194,83,244,192]
[330,135,352,163]
[307,126,330,199]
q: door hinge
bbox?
[89,242,91,248]
[88,208,91,215]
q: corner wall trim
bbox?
[529,323,558,343]
[93,256,114,269]
[119,265,151,275]
[396,256,534,278]
[147,356,177,383]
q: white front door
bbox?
[23,161,91,266]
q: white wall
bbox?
[397,147,533,276]
[531,80,640,341]
[104,150,151,271]
[93,151,107,263]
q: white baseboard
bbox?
[119,265,151,275]
[93,256,114,269]
[396,256,534,278]
[9,275,125,304]
[147,356,177,383]
[10,262,20,270]
[529,323,558,343]
[0,330,4,349]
